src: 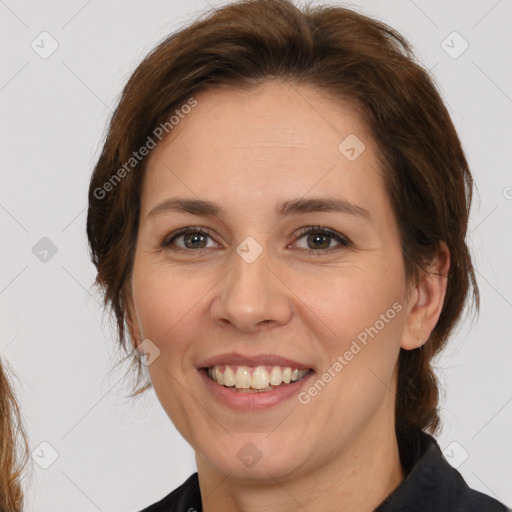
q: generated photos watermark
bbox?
[93,97,198,200]
[298,301,403,405]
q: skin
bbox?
[126,80,449,512]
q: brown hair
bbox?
[87,0,478,433]
[0,358,28,512]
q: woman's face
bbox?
[128,81,417,481]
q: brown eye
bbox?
[182,232,209,249]
[306,232,331,250]
[293,226,349,253]
[163,228,217,250]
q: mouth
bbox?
[196,353,316,409]
[201,364,314,393]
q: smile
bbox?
[206,365,312,393]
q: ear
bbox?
[400,241,450,350]
[125,292,142,349]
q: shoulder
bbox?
[137,473,202,512]
[376,426,509,512]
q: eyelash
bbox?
[161,224,350,255]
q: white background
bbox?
[1,0,511,510]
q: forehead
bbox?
[142,80,385,219]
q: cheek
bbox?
[304,270,404,406]
[297,263,405,348]
[292,268,405,455]
[330,273,405,384]
[130,264,209,436]
[131,263,209,349]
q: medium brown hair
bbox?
[87,0,478,433]
[0,359,28,512]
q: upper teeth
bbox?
[208,365,309,390]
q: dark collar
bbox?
[139,426,508,511]
[375,425,507,511]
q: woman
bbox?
[87,0,509,510]
[0,358,28,512]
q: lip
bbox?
[196,352,313,371]
[198,367,315,410]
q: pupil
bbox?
[186,233,206,248]
[309,233,329,249]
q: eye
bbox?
[292,225,350,253]
[161,225,350,253]
[162,227,218,250]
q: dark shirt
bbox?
[138,426,509,511]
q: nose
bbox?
[210,244,294,333]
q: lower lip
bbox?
[198,369,315,410]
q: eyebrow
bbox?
[147,197,373,223]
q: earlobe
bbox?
[400,241,450,351]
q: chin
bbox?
[197,434,313,482]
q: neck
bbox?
[197,413,405,512]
